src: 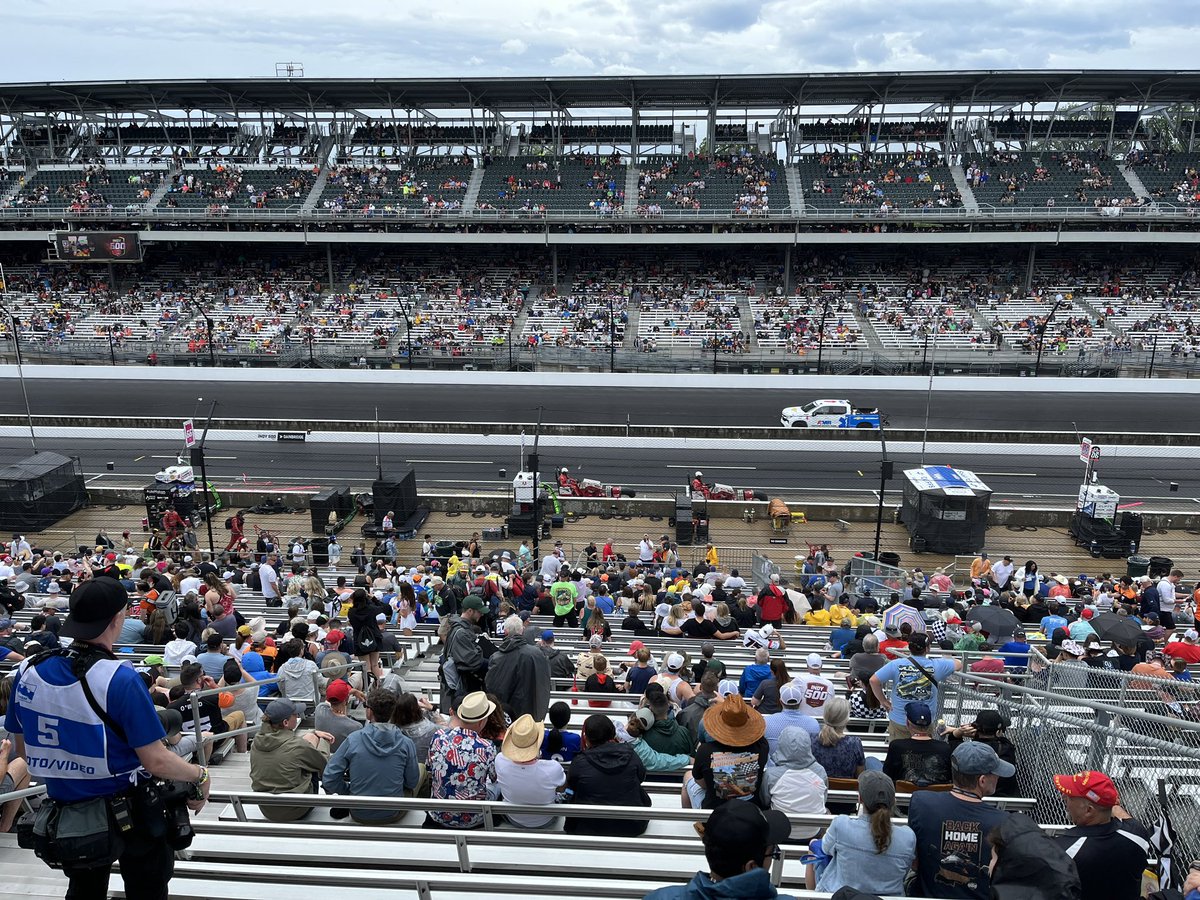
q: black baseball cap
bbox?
[701,801,790,877]
[61,577,129,641]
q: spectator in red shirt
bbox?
[968,644,1007,679]
[879,623,912,660]
[757,575,788,626]
[1164,628,1200,663]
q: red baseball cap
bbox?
[325,680,351,703]
[1081,608,1094,619]
[628,640,646,656]
[1053,771,1118,807]
[324,629,345,644]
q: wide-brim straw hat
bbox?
[702,693,766,746]
[500,714,545,763]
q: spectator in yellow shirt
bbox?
[827,603,856,627]
[804,607,831,626]
[705,544,719,568]
[970,552,993,581]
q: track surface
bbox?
[1,436,1194,509]
[2,378,1195,430]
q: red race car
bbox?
[557,468,636,498]
[691,472,768,502]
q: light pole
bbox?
[920,327,938,464]
[609,293,616,374]
[0,265,37,453]
[874,416,891,559]
[188,399,218,558]
[399,299,414,370]
[1148,331,1160,379]
[1033,297,1069,378]
[182,298,216,367]
[815,294,831,374]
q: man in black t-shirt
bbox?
[908,741,1013,899]
[681,605,717,640]
[1052,770,1149,900]
[169,662,230,737]
[881,701,952,786]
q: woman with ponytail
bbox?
[805,770,916,894]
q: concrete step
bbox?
[1120,165,1151,201]
[784,166,805,216]
[462,167,485,212]
[950,164,980,212]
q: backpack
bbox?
[224,517,233,530]
[154,590,179,626]
[508,573,526,599]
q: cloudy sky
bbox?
[4,1,1198,82]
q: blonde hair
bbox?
[818,697,851,747]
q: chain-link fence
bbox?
[942,668,1200,870]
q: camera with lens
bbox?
[156,782,195,850]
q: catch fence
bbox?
[945,668,1200,872]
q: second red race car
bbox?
[691,472,768,502]
[557,468,636,498]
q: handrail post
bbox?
[190,689,208,765]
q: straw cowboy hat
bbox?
[702,693,766,746]
[501,714,545,763]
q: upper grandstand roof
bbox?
[5,70,1200,113]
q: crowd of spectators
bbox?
[319,156,471,216]
[2,521,1184,899]
[164,163,316,209]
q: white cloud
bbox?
[550,48,595,70]
[0,0,1194,82]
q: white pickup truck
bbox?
[780,399,884,428]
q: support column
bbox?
[783,245,793,296]
[326,244,335,291]
[1024,245,1037,295]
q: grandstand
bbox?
[0,72,1194,374]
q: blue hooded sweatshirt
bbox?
[644,868,797,899]
[321,722,419,822]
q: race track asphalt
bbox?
[0,377,1191,430]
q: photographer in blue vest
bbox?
[6,576,211,899]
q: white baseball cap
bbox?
[717,679,739,698]
[665,652,685,672]
[1185,629,1199,642]
[761,624,775,637]
[806,653,824,670]
[780,683,805,707]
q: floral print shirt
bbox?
[427,726,497,828]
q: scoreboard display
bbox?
[53,231,143,263]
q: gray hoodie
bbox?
[764,727,829,840]
[276,656,323,704]
[763,727,828,800]
[321,722,419,822]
